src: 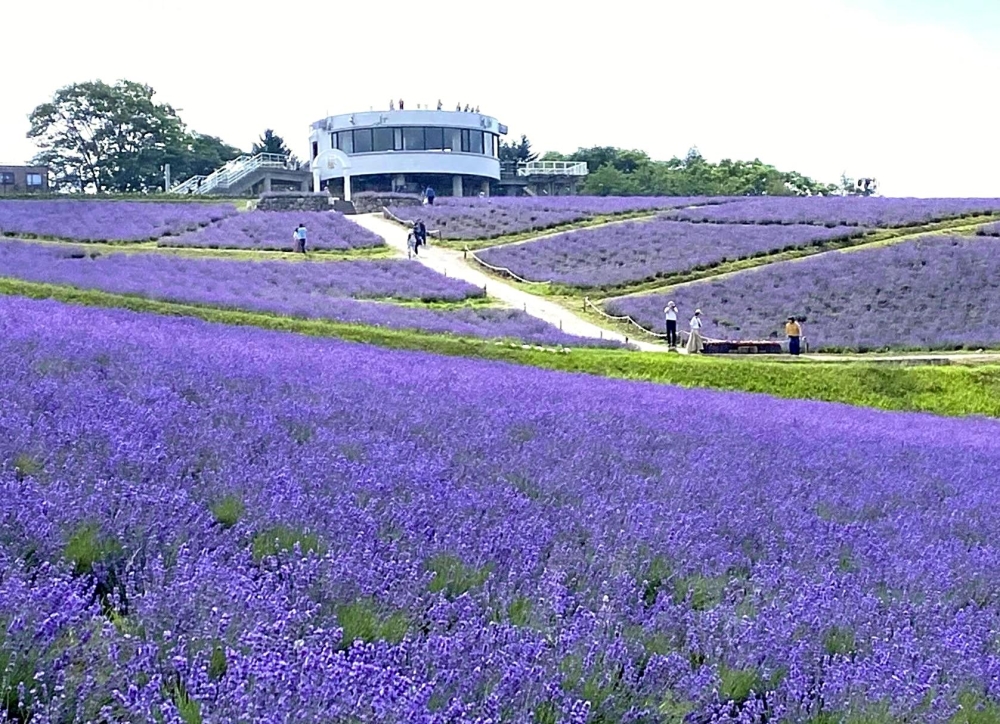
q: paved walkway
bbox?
[350,214,669,352]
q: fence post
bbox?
[560,320,563,331]
[625,336,629,345]
[600,330,603,340]
[523,302,527,312]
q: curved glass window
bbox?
[334,127,498,156]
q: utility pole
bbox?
[164,163,171,192]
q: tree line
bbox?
[501,136,857,196]
[27,80,295,193]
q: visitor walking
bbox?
[399,99,405,110]
[785,316,802,356]
[424,186,436,205]
[664,301,678,348]
[293,223,307,254]
[437,99,443,110]
[407,230,419,258]
[414,220,427,247]
[390,100,395,111]
[686,309,704,353]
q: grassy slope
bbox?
[4,278,1000,420]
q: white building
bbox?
[308,109,507,201]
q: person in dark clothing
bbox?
[424,187,436,205]
[415,220,427,247]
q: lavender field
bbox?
[0,240,481,304]
[977,221,1000,237]
[0,240,612,346]
[0,199,237,242]
[606,235,1000,350]
[388,196,731,240]
[5,295,1000,722]
[663,196,1000,228]
[159,210,385,251]
[477,217,863,288]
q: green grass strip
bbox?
[4,278,1000,419]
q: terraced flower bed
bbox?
[4,295,1000,721]
[606,234,1000,350]
[158,210,385,251]
[662,196,1000,228]
[476,217,863,288]
[0,239,482,303]
[977,221,1000,237]
[0,240,614,346]
[0,199,237,242]
[387,196,731,240]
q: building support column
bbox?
[313,169,322,193]
[481,179,490,197]
[263,176,272,193]
[452,175,464,197]
[343,174,352,202]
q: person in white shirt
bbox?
[686,309,704,353]
[664,301,678,348]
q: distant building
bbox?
[308,109,507,200]
[0,164,49,195]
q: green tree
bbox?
[167,133,243,183]
[581,164,639,196]
[28,80,187,192]
[252,129,293,157]
[499,134,538,164]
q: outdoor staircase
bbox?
[170,153,308,196]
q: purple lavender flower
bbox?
[2,295,1000,721]
[160,210,384,251]
[477,218,862,288]
[606,234,1000,350]
[0,200,237,242]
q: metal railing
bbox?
[516,161,589,177]
[169,153,296,195]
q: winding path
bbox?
[350,213,670,352]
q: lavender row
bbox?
[477,217,863,288]
[0,240,614,346]
[4,296,1000,721]
[388,196,732,240]
[0,199,237,242]
[606,234,1000,350]
[977,221,1000,237]
[664,196,1000,228]
[0,239,483,303]
[158,210,385,250]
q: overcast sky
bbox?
[4,0,998,196]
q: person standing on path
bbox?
[424,186,436,205]
[785,316,802,356]
[293,223,307,254]
[414,220,427,248]
[664,301,678,348]
[686,309,704,353]
[407,229,419,258]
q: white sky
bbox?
[3,0,998,196]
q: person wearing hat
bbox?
[664,301,679,348]
[686,309,704,353]
[785,316,802,356]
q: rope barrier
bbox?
[381,207,442,238]
[466,249,552,286]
